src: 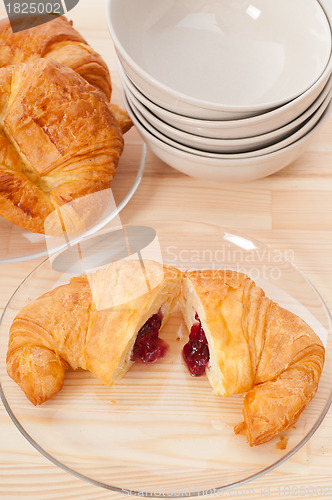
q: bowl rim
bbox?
[118,59,332,131]
[125,88,332,160]
[123,71,332,147]
[108,0,332,114]
[123,90,332,167]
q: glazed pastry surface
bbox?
[0,15,112,100]
[0,58,124,234]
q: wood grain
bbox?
[0,0,332,498]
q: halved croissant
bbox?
[0,58,124,234]
[7,263,324,445]
[180,270,325,446]
[7,260,182,405]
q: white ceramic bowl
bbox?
[108,0,332,119]
[122,92,332,182]
[118,62,332,139]
[123,74,332,154]
[125,87,332,159]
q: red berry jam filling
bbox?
[131,312,168,363]
[182,313,210,376]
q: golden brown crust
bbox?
[235,352,324,446]
[108,103,134,135]
[0,58,124,234]
[0,15,112,100]
[181,269,325,446]
[6,260,182,405]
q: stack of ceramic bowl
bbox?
[108,0,332,182]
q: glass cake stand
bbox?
[0,141,147,264]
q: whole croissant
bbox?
[0,58,124,234]
[0,15,132,135]
[180,270,325,446]
[0,15,111,99]
[6,260,182,405]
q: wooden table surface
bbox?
[0,1,332,498]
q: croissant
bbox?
[0,15,112,100]
[6,260,182,406]
[0,57,125,234]
[180,269,325,446]
[0,15,132,134]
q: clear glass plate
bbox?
[0,221,331,496]
[0,133,147,264]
